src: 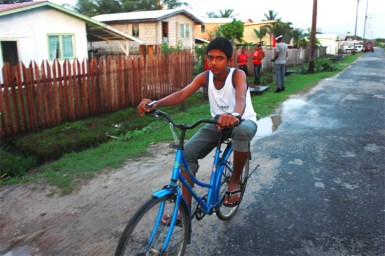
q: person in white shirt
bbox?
[272,35,288,92]
[138,37,257,213]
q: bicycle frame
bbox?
[146,110,234,252]
[150,140,233,252]
[152,136,233,215]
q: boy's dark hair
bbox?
[206,37,233,59]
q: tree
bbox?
[67,0,188,17]
[263,9,280,21]
[219,9,235,18]
[121,0,158,12]
[219,19,244,43]
[206,9,235,18]
[253,27,267,45]
[262,21,294,47]
[206,11,218,18]
[158,0,189,9]
[291,28,304,48]
[0,0,32,3]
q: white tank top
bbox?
[207,68,257,124]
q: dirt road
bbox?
[0,143,182,255]
[0,135,272,256]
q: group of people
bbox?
[237,35,288,93]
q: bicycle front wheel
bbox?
[216,152,250,221]
[115,194,189,256]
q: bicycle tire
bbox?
[216,152,250,221]
[115,194,189,256]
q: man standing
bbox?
[272,35,288,93]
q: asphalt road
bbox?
[186,49,385,256]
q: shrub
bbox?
[298,58,339,73]
[0,149,37,178]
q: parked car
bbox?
[363,42,374,52]
[355,44,363,52]
[344,43,355,52]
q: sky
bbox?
[49,0,385,39]
[184,0,384,39]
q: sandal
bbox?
[223,189,242,207]
[161,214,182,227]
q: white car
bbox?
[355,44,363,52]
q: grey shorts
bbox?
[183,119,257,175]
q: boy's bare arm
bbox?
[137,72,207,115]
[233,69,247,115]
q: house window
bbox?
[186,24,190,38]
[179,24,190,38]
[48,34,74,60]
[179,24,185,38]
[132,24,139,37]
[201,25,206,33]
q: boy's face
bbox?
[207,49,233,76]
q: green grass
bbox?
[0,53,361,193]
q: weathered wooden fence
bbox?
[0,51,193,139]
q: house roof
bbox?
[93,9,203,24]
[201,18,234,24]
[243,20,277,26]
[195,37,210,44]
[0,1,143,44]
[316,33,339,40]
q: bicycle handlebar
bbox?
[146,110,217,130]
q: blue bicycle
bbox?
[115,109,255,256]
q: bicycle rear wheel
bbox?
[115,194,189,256]
[216,152,250,221]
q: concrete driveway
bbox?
[186,48,385,255]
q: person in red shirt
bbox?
[252,43,265,86]
[237,46,249,76]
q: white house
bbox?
[316,33,340,54]
[0,1,142,83]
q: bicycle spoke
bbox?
[115,195,189,256]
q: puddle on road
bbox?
[256,115,282,137]
[2,245,35,256]
[255,98,308,139]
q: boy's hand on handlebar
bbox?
[216,114,239,129]
[137,99,156,116]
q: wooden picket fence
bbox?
[0,51,193,139]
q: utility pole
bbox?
[363,0,369,41]
[354,0,360,40]
[308,0,317,73]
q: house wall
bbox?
[0,6,88,78]
[318,38,339,54]
[168,14,195,50]
[194,20,274,46]
[194,22,222,41]
[106,13,196,52]
[243,24,272,45]
[316,34,339,54]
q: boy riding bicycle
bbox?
[137,37,257,215]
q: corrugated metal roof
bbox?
[201,18,234,24]
[0,1,46,13]
[93,8,203,24]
